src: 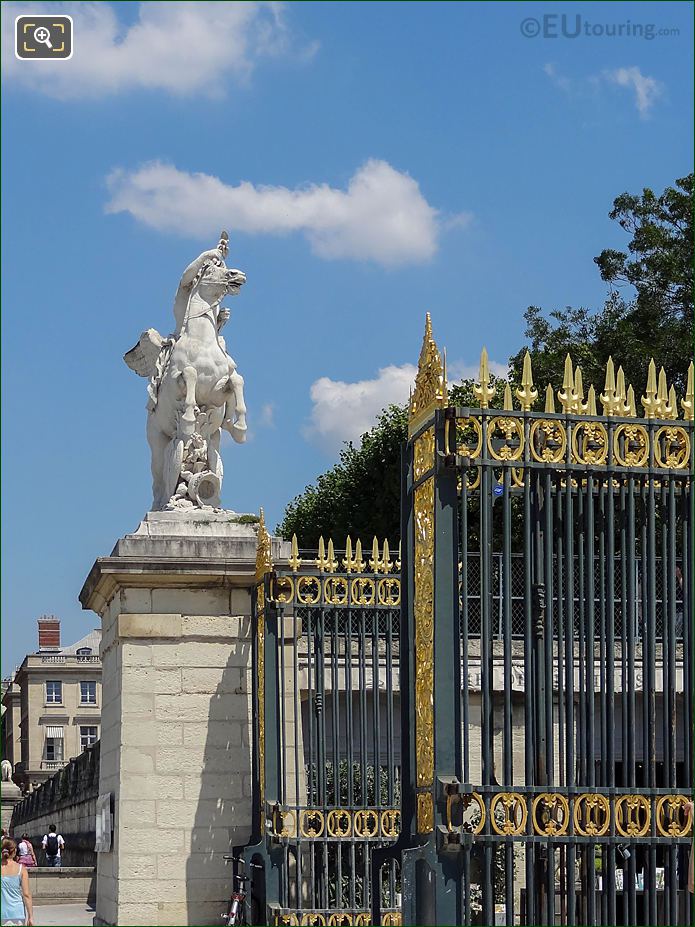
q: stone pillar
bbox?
[80,511,287,927]
[1,777,22,834]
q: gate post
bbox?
[399,316,463,925]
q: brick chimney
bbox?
[38,615,61,651]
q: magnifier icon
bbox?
[34,26,53,49]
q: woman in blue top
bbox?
[1,839,33,926]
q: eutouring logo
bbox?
[520,14,679,40]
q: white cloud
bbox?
[2,1,312,99]
[604,66,663,117]
[105,159,470,266]
[543,63,572,93]
[259,402,275,427]
[544,61,663,119]
[305,359,507,455]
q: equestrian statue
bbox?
[124,232,247,511]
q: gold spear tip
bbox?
[604,356,615,391]
[646,358,657,392]
[503,383,513,410]
[545,383,555,413]
[587,385,597,416]
[616,366,626,400]
[562,354,574,389]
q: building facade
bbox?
[1,617,102,791]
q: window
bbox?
[45,681,62,704]
[76,647,92,656]
[80,726,98,750]
[45,727,64,762]
[80,680,97,704]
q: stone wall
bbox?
[27,867,97,905]
[10,744,99,867]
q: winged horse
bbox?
[124,233,247,511]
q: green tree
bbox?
[278,379,507,545]
[510,174,693,395]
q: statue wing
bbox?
[123,329,164,377]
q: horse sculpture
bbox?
[124,232,247,511]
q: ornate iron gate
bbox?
[244,316,692,926]
[393,317,693,926]
[246,527,403,925]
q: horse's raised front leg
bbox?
[222,370,247,444]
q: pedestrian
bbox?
[1,837,34,926]
[41,824,64,868]
[15,836,36,869]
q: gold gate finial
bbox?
[516,351,538,411]
[558,354,575,412]
[255,508,273,581]
[601,357,618,415]
[641,358,659,418]
[474,347,495,410]
[544,384,556,413]
[408,313,447,436]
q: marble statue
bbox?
[1,759,12,782]
[124,232,247,511]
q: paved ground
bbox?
[33,904,95,926]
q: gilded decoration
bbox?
[656,795,693,836]
[530,419,567,463]
[613,423,649,468]
[571,420,609,466]
[615,795,651,837]
[654,425,690,469]
[414,427,435,481]
[413,474,435,790]
[417,791,434,834]
[408,314,447,437]
[487,416,524,461]
[490,792,528,835]
[255,509,273,830]
[573,793,611,837]
[532,793,570,836]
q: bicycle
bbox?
[221,855,262,925]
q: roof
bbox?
[58,628,102,655]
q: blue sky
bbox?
[2,0,692,673]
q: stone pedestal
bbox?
[80,511,287,927]
[1,779,22,834]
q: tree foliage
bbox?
[510,174,693,394]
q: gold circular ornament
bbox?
[377,577,401,606]
[532,793,570,836]
[615,794,651,837]
[573,793,610,836]
[571,421,608,466]
[296,576,321,605]
[327,809,352,838]
[381,809,401,838]
[299,809,325,838]
[487,417,524,462]
[353,809,379,838]
[654,425,690,469]
[613,423,649,468]
[530,419,567,464]
[324,576,348,606]
[656,794,692,837]
[490,792,528,835]
[350,577,375,606]
[461,792,486,835]
[274,576,294,604]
